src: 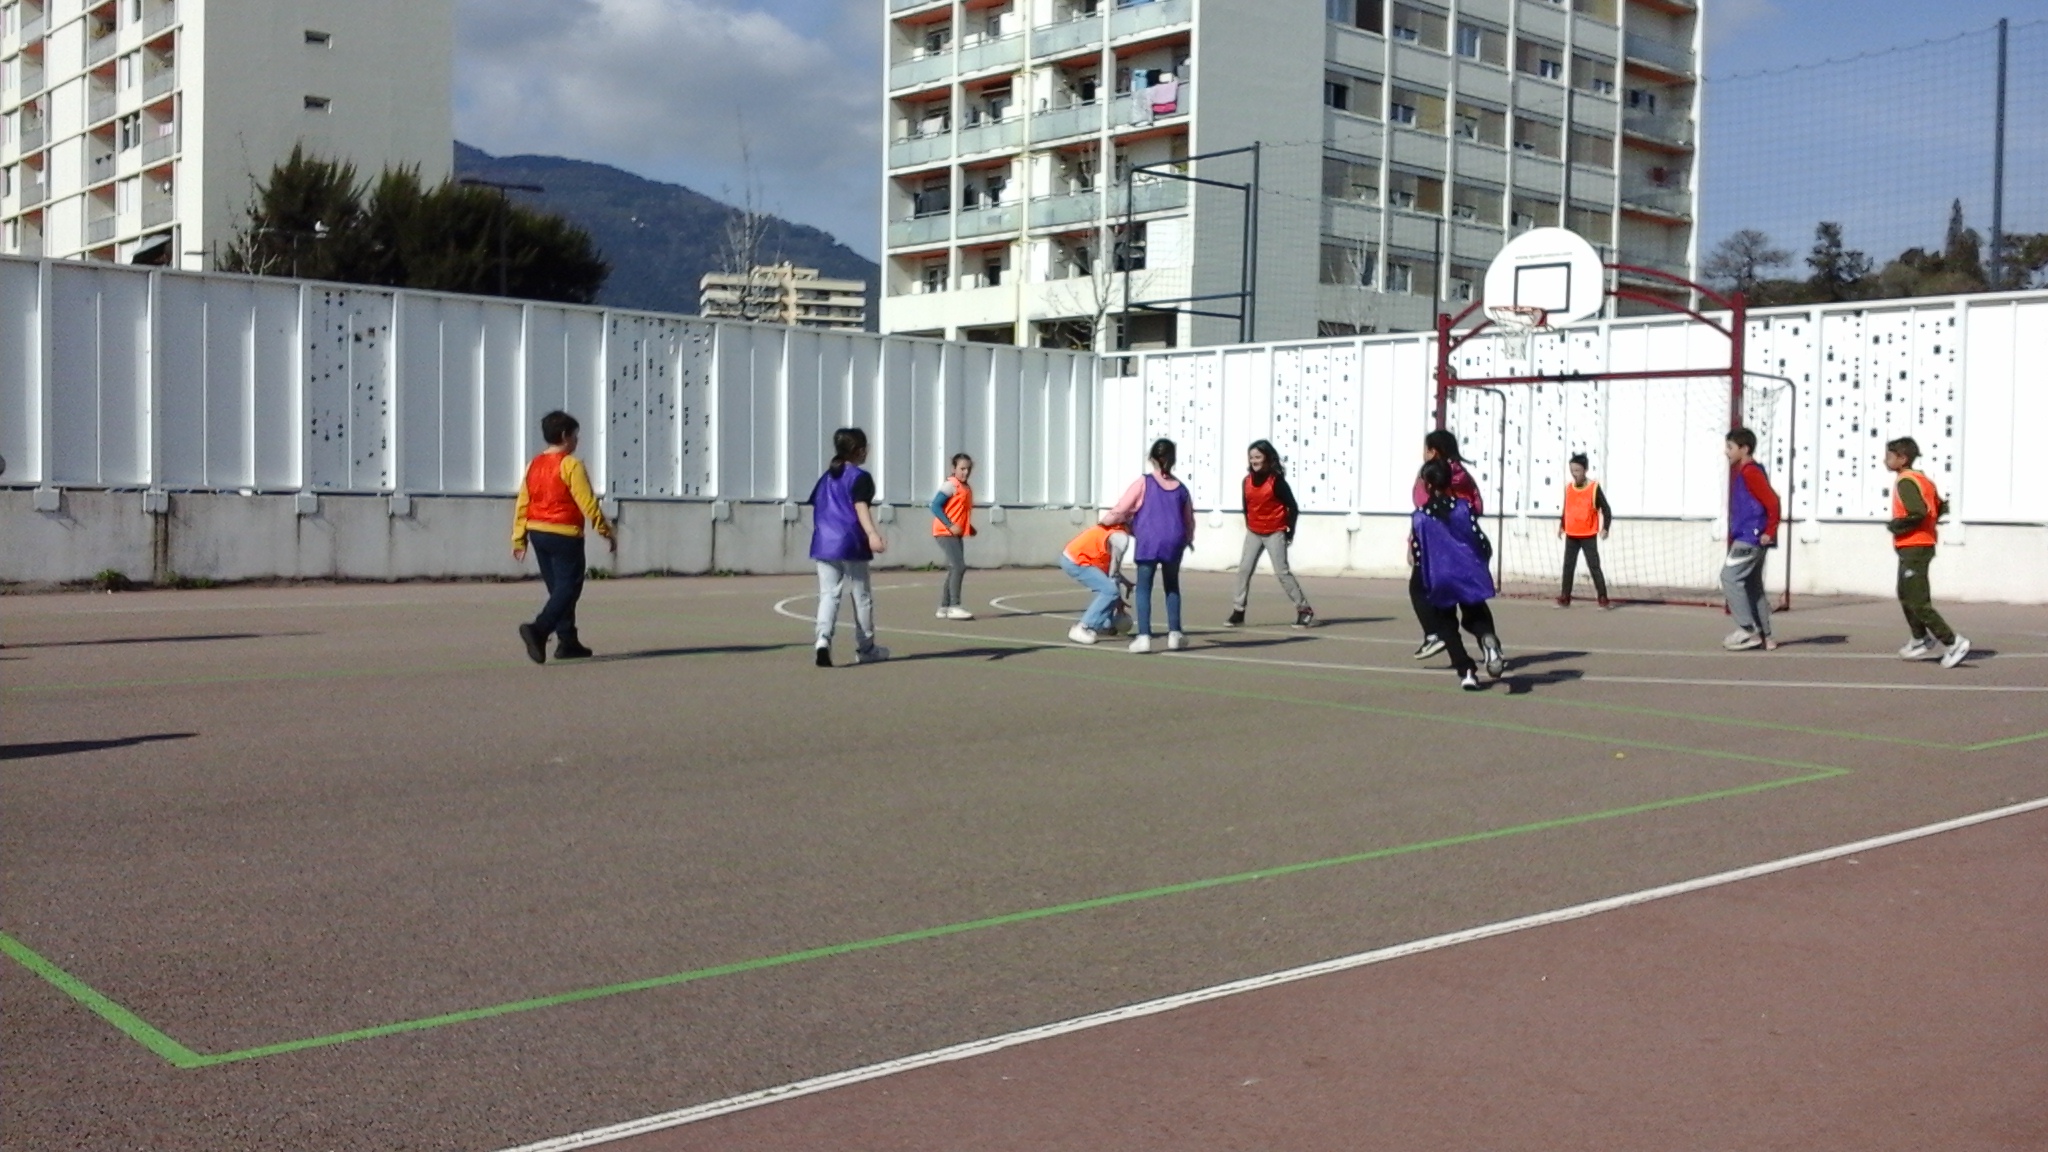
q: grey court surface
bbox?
[2,571,2045,1152]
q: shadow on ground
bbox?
[1,733,197,761]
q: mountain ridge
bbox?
[453,142,878,326]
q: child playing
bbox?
[808,427,889,668]
[1228,439,1316,629]
[1885,437,1970,667]
[1408,430,1502,676]
[928,453,977,621]
[1107,438,1196,653]
[1556,452,1613,608]
[1412,459,1498,691]
[512,410,614,664]
[1721,427,1781,651]
[1059,517,1134,645]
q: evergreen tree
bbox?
[222,149,608,304]
[1804,222,1872,303]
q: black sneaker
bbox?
[814,647,833,668]
[1294,606,1316,629]
[1460,669,1482,691]
[1414,635,1446,660]
[1226,609,1246,627]
[517,623,546,665]
[555,642,594,660]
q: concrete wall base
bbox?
[4,492,2044,604]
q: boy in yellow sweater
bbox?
[512,410,614,663]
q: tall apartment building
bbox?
[699,263,871,331]
[878,0,1700,349]
[0,0,451,269]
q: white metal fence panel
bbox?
[0,261,41,483]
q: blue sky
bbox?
[452,1,2046,264]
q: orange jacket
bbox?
[1890,469,1939,550]
[512,450,612,548]
[1064,522,1129,573]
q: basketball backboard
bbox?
[1482,227,1606,325]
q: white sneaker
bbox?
[943,605,974,620]
[1723,628,1762,651]
[1128,634,1155,654]
[1460,670,1481,691]
[1166,631,1187,651]
[1068,623,1099,645]
[1898,637,1936,660]
[1940,636,1971,668]
[854,645,890,664]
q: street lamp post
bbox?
[458,177,545,297]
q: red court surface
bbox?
[578,804,2048,1152]
[2,573,2045,1152]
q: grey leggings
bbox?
[1232,530,1308,613]
[935,534,967,608]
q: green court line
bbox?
[1008,661,1865,777]
[4,764,1845,1069]
[1160,654,2048,754]
[0,932,205,1067]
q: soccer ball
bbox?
[1107,605,1133,636]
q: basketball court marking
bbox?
[0,762,1845,1070]
[986,589,2048,661]
[781,595,2048,698]
[494,793,2048,1152]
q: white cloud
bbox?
[455,0,881,256]
[1704,0,1781,51]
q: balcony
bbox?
[956,202,1021,239]
[1032,15,1103,59]
[957,117,1023,155]
[143,1,178,35]
[87,32,118,64]
[887,214,951,249]
[1029,101,1101,144]
[20,119,47,151]
[89,88,117,125]
[1620,184,1691,218]
[1030,190,1101,229]
[87,214,117,244]
[1112,81,1188,127]
[1115,178,1189,215]
[141,128,180,163]
[1623,111,1693,148]
[891,0,946,10]
[142,193,175,226]
[957,32,1024,75]
[19,61,44,95]
[21,12,48,39]
[888,132,951,169]
[1623,33,1694,77]
[144,66,177,100]
[1109,0,1191,40]
[888,52,953,92]
[22,176,48,207]
[86,140,116,184]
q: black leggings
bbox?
[1410,567,1497,647]
[1562,536,1608,600]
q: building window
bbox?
[1386,262,1414,293]
[1322,155,1379,204]
[1388,4,1445,49]
[305,29,331,45]
[1627,88,1659,113]
[1113,222,1147,272]
[920,259,947,294]
[116,175,138,214]
[1386,171,1442,214]
[116,112,141,151]
[1326,0,1387,34]
[1457,21,1508,67]
[304,95,332,111]
[1320,241,1377,287]
[1389,100,1415,126]
[1323,78,1350,111]
[983,255,1004,287]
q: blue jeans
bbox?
[529,531,586,642]
[1134,557,1182,636]
[1060,555,1120,632]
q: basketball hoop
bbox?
[1485,304,1548,368]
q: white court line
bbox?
[774,597,2048,694]
[495,794,2048,1152]
[989,590,2048,661]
